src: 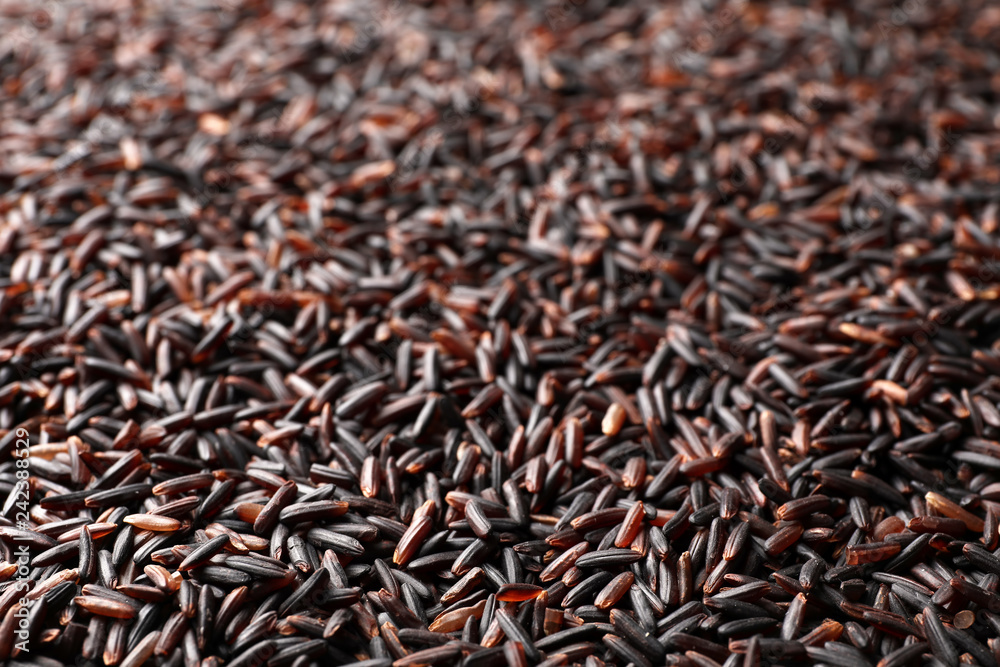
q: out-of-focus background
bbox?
[1,0,998,247]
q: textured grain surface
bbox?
[1,0,1000,666]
